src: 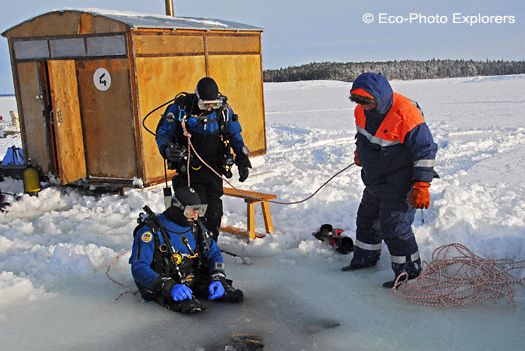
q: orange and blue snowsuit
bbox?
[350,73,438,276]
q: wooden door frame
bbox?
[38,61,59,175]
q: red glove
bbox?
[354,149,362,167]
[408,182,431,209]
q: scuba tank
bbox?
[23,158,41,195]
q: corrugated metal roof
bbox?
[2,8,262,35]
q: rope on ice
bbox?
[393,243,525,306]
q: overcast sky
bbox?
[1,0,524,93]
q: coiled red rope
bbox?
[393,243,525,306]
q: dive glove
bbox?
[170,284,193,301]
[408,181,431,209]
[235,150,252,183]
[164,143,185,163]
[238,167,249,182]
[208,280,225,300]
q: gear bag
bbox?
[2,145,24,166]
[313,224,354,254]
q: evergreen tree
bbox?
[263,60,525,82]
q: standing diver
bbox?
[155,77,252,242]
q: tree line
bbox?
[263,59,525,82]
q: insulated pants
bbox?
[351,186,420,275]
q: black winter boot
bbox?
[382,258,422,288]
[342,246,380,271]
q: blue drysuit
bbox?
[156,98,246,167]
[129,213,224,296]
[155,95,248,240]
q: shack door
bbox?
[47,60,87,184]
[76,59,136,180]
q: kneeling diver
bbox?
[129,187,243,314]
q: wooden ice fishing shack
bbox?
[2,9,266,187]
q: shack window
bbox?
[13,40,49,59]
[86,35,126,57]
[50,38,86,57]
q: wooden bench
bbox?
[221,187,277,240]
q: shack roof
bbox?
[2,8,263,36]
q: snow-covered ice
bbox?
[1,76,524,350]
